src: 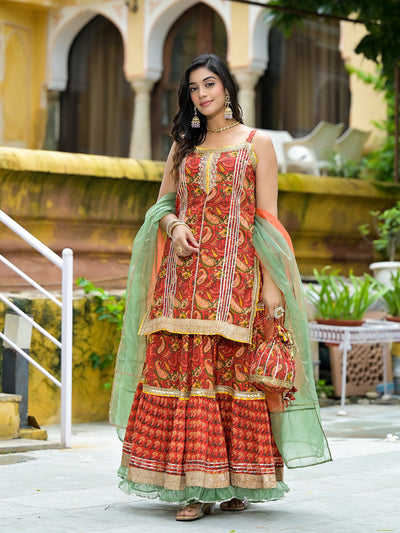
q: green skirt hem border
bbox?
[118,466,289,505]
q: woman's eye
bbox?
[205,82,215,88]
[190,87,197,92]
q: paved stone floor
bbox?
[0,403,399,533]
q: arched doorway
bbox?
[257,19,350,136]
[151,3,227,160]
[59,15,133,157]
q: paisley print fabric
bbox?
[139,133,260,344]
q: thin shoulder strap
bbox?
[246,129,257,143]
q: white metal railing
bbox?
[0,209,73,447]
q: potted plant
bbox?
[306,267,390,398]
[359,201,400,285]
[306,266,388,325]
[382,270,400,321]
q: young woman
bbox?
[110,54,331,522]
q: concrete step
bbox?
[0,437,62,454]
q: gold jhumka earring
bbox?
[224,94,233,120]
[191,106,200,128]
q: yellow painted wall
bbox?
[126,2,145,79]
[0,2,48,149]
[228,2,249,68]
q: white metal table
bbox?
[309,320,400,415]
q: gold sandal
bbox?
[176,502,215,522]
[220,498,250,512]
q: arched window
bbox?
[59,15,133,157]
[151,3,227,160]
[257,20,350,136]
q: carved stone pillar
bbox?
[43,90,61,150]
[231,68,263,127]
[129,78,155,160]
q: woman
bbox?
[110,54,331,522]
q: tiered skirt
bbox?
[119,317,289,505]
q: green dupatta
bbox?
[110,193,331,468]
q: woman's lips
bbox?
[200,100,213,107]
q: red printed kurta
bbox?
[139,133,260,344]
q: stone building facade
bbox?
[0,0,386,160]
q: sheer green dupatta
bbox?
[253,213,332,468]
[109,193,176,441]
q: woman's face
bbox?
[188,67,226,119]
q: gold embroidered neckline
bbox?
[194,142,258,169]
[195,141,251,153]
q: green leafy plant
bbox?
[315,379,335,398]
[306,267,388,320]
[347,65,396,183]
[359,201,400,261]
[324,152,365,179]
[77,278,126,384]
[382,270,400,317]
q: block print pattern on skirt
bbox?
[119,312,289,504]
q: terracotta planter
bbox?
[316,318,365,327]
[386,315,400,323]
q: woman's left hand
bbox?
[261,269,284,320]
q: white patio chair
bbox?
[334,128,370,161]
[260,129,293,172]
[282,121,344,175]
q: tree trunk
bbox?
[395,60,399,183]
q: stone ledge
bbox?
[0,393,22,403]
[0,395,21,439]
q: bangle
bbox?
[165,219,178,238]
[169,221,189,238]
[166,219,190,238]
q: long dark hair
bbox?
[170,54,243,181]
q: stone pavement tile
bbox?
[0,486,128,514]
[321,404,400,440]
[0,502,25,520]
[0,500,281,533]
[1,416,400,533]
[295,512,400,533]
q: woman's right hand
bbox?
[172,225,200,257]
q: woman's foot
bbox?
[176,502,215,521]
[220,498,250,512]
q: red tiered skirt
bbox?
[119,312,289,504]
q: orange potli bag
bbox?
[250,316,297,403]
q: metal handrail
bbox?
[0,254,62,307]
[0,209,73,447]
[0,293,62,348]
